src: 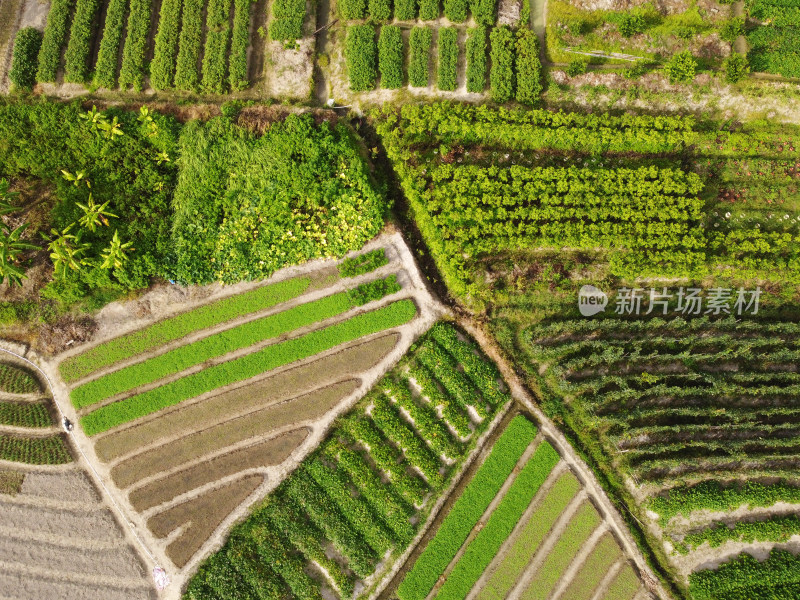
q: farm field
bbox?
[56,236,439,581]
[746,0,800,79]
[0,356,155,599]
[393,414,649,600]
[184,319,513,599]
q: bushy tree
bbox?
[724,53,749,83]
[618,13,646,37]
[664,50,697,83]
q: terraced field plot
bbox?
[0,358,154,600]
[58,239,434,578]
[395,414,649,600]
[183,320,512,599]
[517,314,800,593]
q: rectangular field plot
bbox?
[394,416,648,600]
[184,321,511,596]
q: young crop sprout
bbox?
[76,194,117,232]
[100,230,133,270]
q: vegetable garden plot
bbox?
[747,0,800,78]
[184,322,511,599]
[396,415,646,600]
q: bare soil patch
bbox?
[147,473,264,568]
[0,572,155,600]
[108,380,354,487]
[0,499,125,541]
[129,428,308,512]
[19,469,99,503]
[95,333,399,462]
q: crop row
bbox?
[63,0,101,82]
[0,401,51,428]
[173,0,204,91]
[9,28,42,91]
[409,27,433,87]
[92,0,127,88]
[150,0,183,89]
[60,275,311,383]
[435,441,560,600]
[272,0,307,41]
[339,248,389,277]
[202,0,234,92]
[408,362,472,437]
[397,416,537,600]
[438,28,458,91]
[0,364,41,394]
[229,0,254,90]
[678,513,800,553]
[81,299,417,435]
[36,0,75,82]
[690,549,800,600]
[0,433,72,465]
[118,0,150,90]
[648,480,800,526]
[186,322,508,599]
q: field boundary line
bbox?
[458,318,672,600]
[425,434,544,600]
[0,458,76,472]
[0,525,128,552]
[54,232,405,365]
[464,461,569,600]
[65,263,404,389]
[0,558,154,590]
[506,491,587,600]
[0,392,49,403]
[549,523,609,600]
[589,559,626,600]
[91,332,398,443]
[75,280,413,416]
[0,423,60,436]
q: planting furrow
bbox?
[94,333,399,462]
[80,299,417,435]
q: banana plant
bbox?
[76,194,117,232]
[137,106,158,137]
[79,105,108,137]
[43,225,91,278]
[100,230,133,270]
[0,223,37,286]
[61,169,91,188]
[0,178,19,216]
[97,116,124,140]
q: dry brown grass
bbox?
[110,380,359,489]
[0,470,24,495]
[95,333,399,462]
[128,428,309,512]
[147,474,264,568]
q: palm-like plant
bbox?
[137,106,158,137]
[0,223,37,286]
[61,169,90,188]
[0,179,19,216]
[97,116,124,140]
[76,194,117,232]
[43,225,91,278]
[100,229,133,270]
[79,105,108,137]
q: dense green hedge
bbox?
[489,26,515,102]
[63,0,101,82]
[515,28,542,104]
[395,0,417,20]
[379,25,404,89]
[150,0,183,89]
[9,28,43,91]
[397,416,538,600]
[436,442,560,599]
[339,0,367,19]
[92,0,127,88]
[369,0,392,21]
[36,0,75,82]
[0,402,51,428]
[202,0,234,93]
[409,27,433,87]
[466,26,487,93]
[81,300,417,434]
[418,0,439,20]
[229,0,253,91]
[443,0,468,21]
[438,28,458,91]
[118,0,151,90]
[346,25,377,91]
[0,434,72,465]
[272,0,307,41]
[173,0,204,91]
[469,0,495,25]
[690,549,800,600]
[60,276,311,382]
[172,114,386,284]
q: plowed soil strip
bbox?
[19,470,99,503]
[0,500,123,541]
[110,380,357,488]
[148,473,263,568]
[95,333,399,462]
[0,535,147,580]
[0,572,155,600]
[129,428,308,511]
[557,532,622,600]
